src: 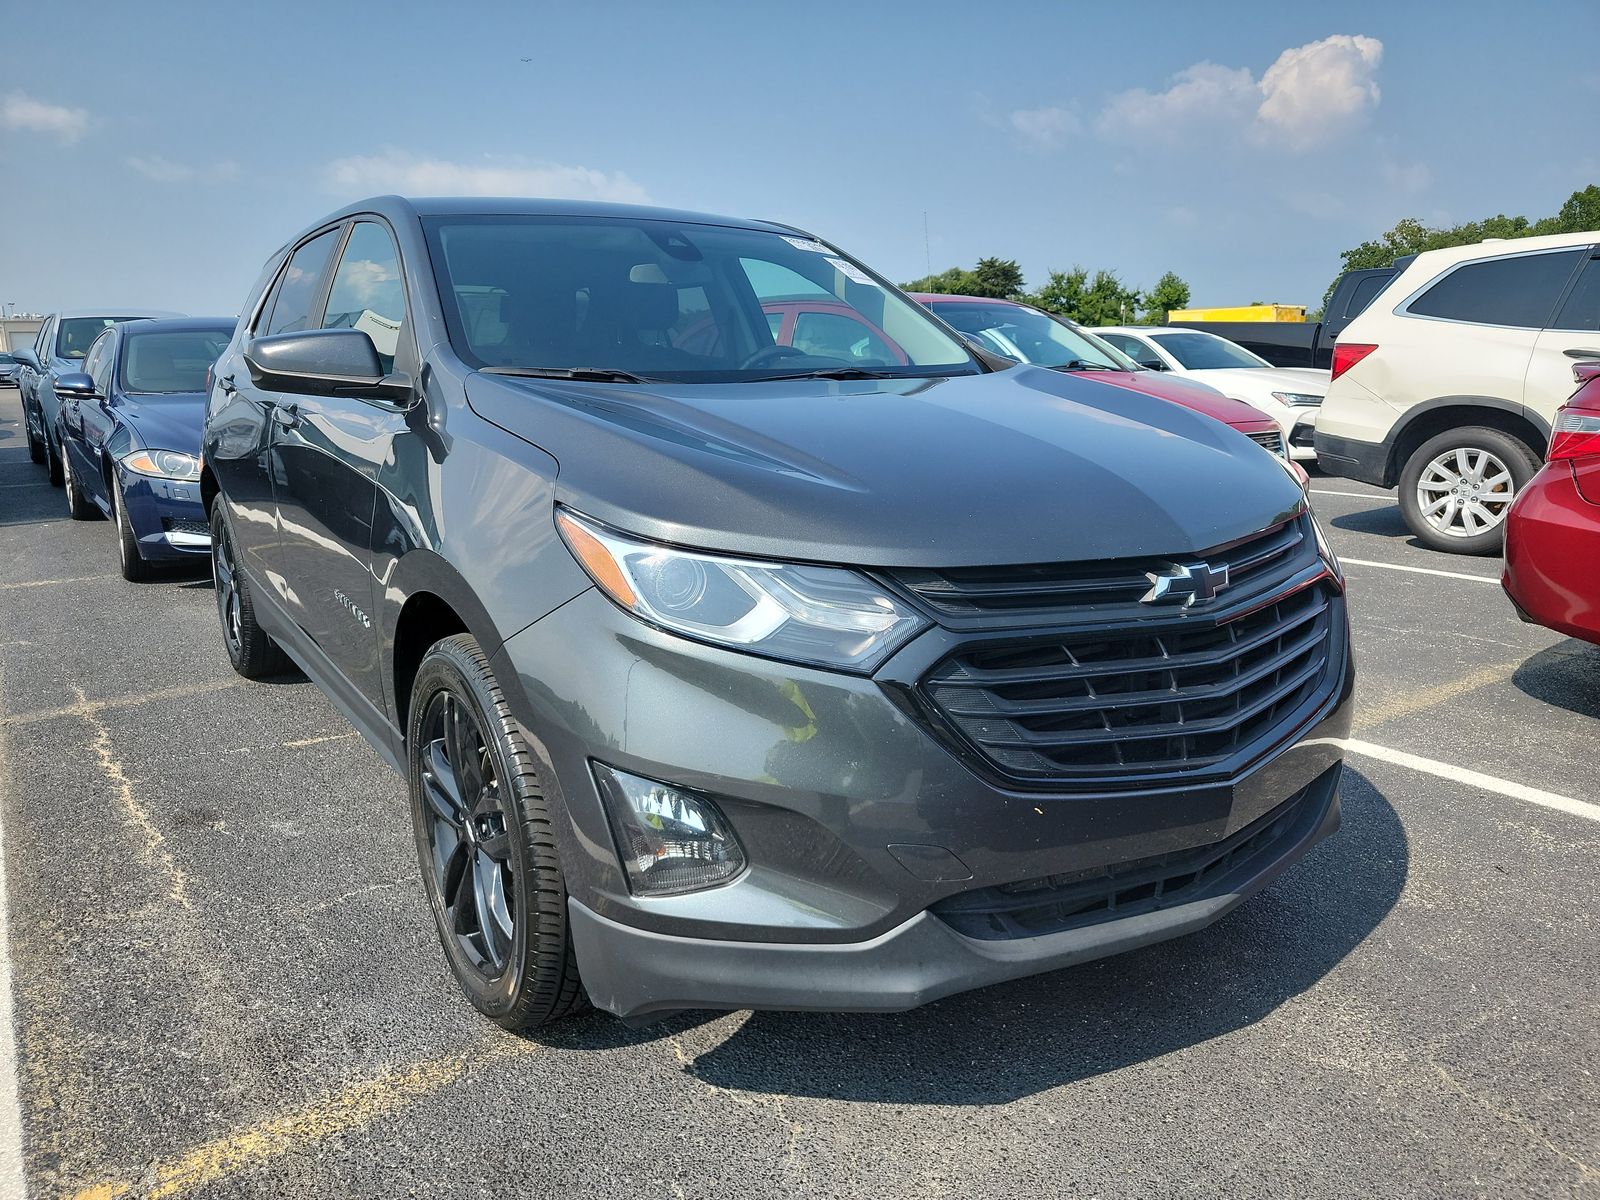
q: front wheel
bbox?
[24,406,44,464]
[209,503,290,675]
[1398,427,1540,555]
[408,634,585,1029]
[62,440,98,521]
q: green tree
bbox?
[1321,184,1598,308]
[1029,267,1089,317]
[1139,272,1191,325]
[1077,269,1142,326]
[901,258,1025,298]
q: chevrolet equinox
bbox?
[202,197,1353,1027]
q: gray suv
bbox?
[203,197,1352,1027]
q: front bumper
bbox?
[121,473,210,560]
[497,586,1354,1020]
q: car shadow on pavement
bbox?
[535,765,1406,1104]
[1325,503,1433,551]
[1511,639,1600,719]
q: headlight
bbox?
[121,449,200,480]
[556,507,928,671]
[1271,391,1323,408]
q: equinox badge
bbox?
[1140,561,1230,607]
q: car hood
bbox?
[1079,369,1273,428]
[466,365,1305,568]
[116,393,206,454]
[1184,366,1330,397]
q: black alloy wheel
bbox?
[407,635,585,1028]
[209,503,289,677]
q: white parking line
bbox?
[1310,488,1387,500]
[1342,738,1600,824]
[0,668,27,1199]
[1340,557,1500,584]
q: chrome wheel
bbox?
[60,444,74,512]
[212,518,243,652]
[419,690,515,976]
[1414,447,1515,539]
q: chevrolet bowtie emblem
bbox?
[1140,561,1230,607]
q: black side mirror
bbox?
[243,329,411,403]
[1139,359,1167,372]
[54,371,98,400]
[14,348,39,371]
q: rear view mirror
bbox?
[244,329,411,403]
[54,371,97,400]
[13,348,39,370]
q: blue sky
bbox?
[2,0,1597,317]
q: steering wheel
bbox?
[740,345,814,369]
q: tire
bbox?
[24,405,44,465]
[111,481,155,580]
[1397,426,1540,555]
[45,425,63,487]
[62,441,98,521]
[209,502,290,676]
[408,634,586,1029]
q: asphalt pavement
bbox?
[0,386,1596,1199]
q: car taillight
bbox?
[1330,342,1377,382]
[1549,405,1600,462]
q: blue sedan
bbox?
[55,317,235,580]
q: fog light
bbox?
[592,763,747,896]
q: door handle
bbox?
[1563,348,1600,359]
[219,373,237,395]
[270,403,301,430]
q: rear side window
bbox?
[83,331,115,393]
[1552,254,1600,332]
[264,228,341,336]
[322,222,408,372]
[1341,274,1390,320]
[1407,250,1584,328]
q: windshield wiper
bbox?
[746,367,903,382]
[481,366,655,384]
[1054,360,1118,372]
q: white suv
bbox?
[1315,231,1600,553]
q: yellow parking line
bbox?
[72,1039,537,1200]
[281,731,358,749]
[1354,661,1522,733]
[2,679,243,727]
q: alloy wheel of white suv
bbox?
[1398,427,1539,554]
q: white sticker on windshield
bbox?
[826,258,879,287]
[783,236,831,254]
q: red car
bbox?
[911,294,1296,464]
[1503,361,1600,644]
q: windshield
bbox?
[1148,331,1271,370]
[423,215,977,382]
[0,354,14,365]
[929,302,1134,370]
[121,328,232,394]
[56,317,146,360]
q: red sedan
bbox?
[1503,362,1600,644]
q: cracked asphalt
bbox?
[0,385,1596,1198]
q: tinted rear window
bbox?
[1341,274,1391,319]
[57,317,143,359]
[1552,255,1600,332]
[1407,250,1583,328]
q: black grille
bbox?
[931,773,1328,940]
[1290,423,1317,447]
[1247,429,1287,458]
[921,582,1334,783]
[892,517,1308,621]
[161,516,210,537]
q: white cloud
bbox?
[322,151,649,203]
[1093,35,1383,151]
[1007,106,1080,151]
[1257,34,1382,149]
[2,92,88,143]
[1097,63,1256,136]
[126,155,241,184]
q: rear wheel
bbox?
[1398,427,1540,555]
[61,441,97,521]
[408,634,585,1029]
[209,503,290,675]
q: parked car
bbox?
[1169,264,1409,369]
[1094,326,1327,461]
[204,197,1351,1029]
[54,318,233,580]
[1315,231,1600,553]
[913,294,1295,460]
[1502,361,1600,643]
[0,352,20,387]
[17,309,181,485]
